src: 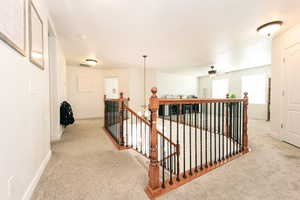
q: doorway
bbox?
[282,42,300,147]
[104,77,119,98]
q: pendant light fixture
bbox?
[208,66,217,78]
[142,55,148,118]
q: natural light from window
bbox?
[242,74,266,104]
[212,79,228,98]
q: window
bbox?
[212,79,228,98]
[242,74,266,104]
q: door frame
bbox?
[48,21,59,141]
[104,76,119,98]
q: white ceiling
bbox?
[47,0,300,75]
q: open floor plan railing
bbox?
[103,88,249,199]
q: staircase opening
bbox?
[103,87,250,199]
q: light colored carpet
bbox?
[31,119,300,200]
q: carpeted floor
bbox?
[31,119,300,200]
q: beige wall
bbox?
[271,23,300,139]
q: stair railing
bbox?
[145,87,249,199]
[104,89,249,199]
[104,92,178,161]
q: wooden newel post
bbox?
[243,92,249,152]
[119,92,125,146]
[146,87,160,193]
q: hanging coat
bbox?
[60,101,75,127]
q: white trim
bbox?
[51,131,63,141]
[22,151,52,200]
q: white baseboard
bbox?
[22,150,52,200]
[51,126,65,142]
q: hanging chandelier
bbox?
[208,66,217,78]
[142,55,149,118]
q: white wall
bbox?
[198,66,271,120]
[67,66,104,119]
[0,0,66,199]
[156,72,198,97]
[271,24,300,139]
[67,67,133,119]
[66,67,198,118]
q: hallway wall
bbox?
[67,66,104,119]
[0,0,66,199]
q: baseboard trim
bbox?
[22,150,52,200]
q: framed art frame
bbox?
[0,0,26,56]
[29,0,44,69]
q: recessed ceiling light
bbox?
[85,59,98,66]
[257,21,283,37]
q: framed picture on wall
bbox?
[29,0,44,69]
[0,0,26,56]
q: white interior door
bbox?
[104,77,119,98]
[282,42,300,147]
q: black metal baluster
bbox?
[240,102,243,151]
[226,102,229,158]
[233,103,236,155]
[239,102,242,152]
[214,103,217,164]
[236,102,240,154]
[140,118,142,153]
[200,103,203,170]
[210,103,212,166]
[222,103,225,160]
[189,106,193,176]
[113,102,116,141]
[218,103,221,162]
[130,112,133,148]
[205,103,208,168]
[235,103,238,154]
[169,108,173,185]
[183,105,187,178]
[144,122,146,155]
[229,103,232,157]
[126,109,128,147]
[195,104,198,173]
[136,115,138,150]
[176,104,180,182]
[162,108,165,188]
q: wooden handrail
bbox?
[104,97,130,102]
[124,104,177,147]
[158,98,246,105]
[157,130,177,147]
[123,104,150,126]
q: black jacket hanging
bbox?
[60,101,75,127]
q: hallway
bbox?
[32,119,300,200]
